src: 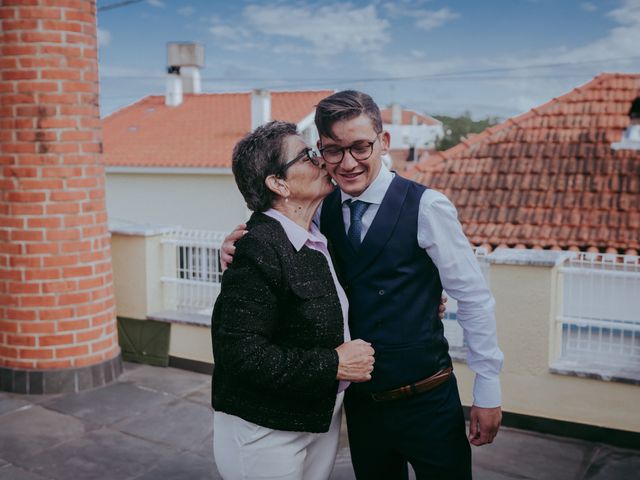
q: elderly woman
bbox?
[212,121,375,480]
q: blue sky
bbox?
[96,0,640,120]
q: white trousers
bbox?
[213,392,344,480]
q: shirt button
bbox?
[378,290,385,295]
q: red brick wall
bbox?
[0,0,120,370]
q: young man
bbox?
[222,91,503,479]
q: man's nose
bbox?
[341,151,359,169]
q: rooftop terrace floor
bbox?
[0,362,638,479]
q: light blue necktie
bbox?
[347,200,370,250]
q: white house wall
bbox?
[385,124,443,149]
[105,172,248,231]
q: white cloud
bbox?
[241,3,390,56]
[607,0,640,25]
[178,6,195,16]
[382,2,458,31]
[581,2,597,12]
[208,15,253,45]
[209,24,242,39]
[382,0,432,17]
[97,27,111,47]
[414,8,459,31]
[147,0,164,8]
[559,0,640,62]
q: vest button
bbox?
[378,290,385,295]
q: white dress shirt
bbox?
[315,165,504,408]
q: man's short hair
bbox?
[315,90,383,141]
[232,121,298,212]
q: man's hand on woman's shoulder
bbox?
[220,223,247,271]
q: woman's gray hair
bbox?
[232,120,298,212]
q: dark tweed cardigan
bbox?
[211,212,343,433]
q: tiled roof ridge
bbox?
[103,89,335,120]
[103,95,155,120]
[415,72,640,171]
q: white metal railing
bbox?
[161,229,227,316]
[553,252,640,378]
[443,247,490,351]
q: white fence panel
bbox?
[161,230,226,316]
[555,253,640,378]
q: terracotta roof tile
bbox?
[102,90,333,168]
[407,73,640,252]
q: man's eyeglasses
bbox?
[278,148,321,176]
[319,136,379,164]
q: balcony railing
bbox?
[552,252,640,381]
[160,229,227,321]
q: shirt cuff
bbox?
[472,375,502,408]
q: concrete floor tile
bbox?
[0,396,31,416]
[583,445,640,480]
[0,465,50,480]
[183,384,211,406]
[473,466,527,480]
[42,382,173,426]
[26,427,174,480]
[190,432,214,458]
[472,427,592,479]
[111,397,213,452]
[119,363,210,398]
[134,451,222,480]
[0,405,88,465]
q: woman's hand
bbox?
[220,223,247,271]
[335,339,375,382]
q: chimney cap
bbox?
[167,42,205,68]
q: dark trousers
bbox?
[344,375,472,480]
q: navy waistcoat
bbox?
[320,175,452,393]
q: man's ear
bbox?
[265,174,290,198]
[380,131,391,154]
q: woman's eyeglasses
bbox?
[278,148,321,176]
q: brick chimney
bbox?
[0,0,121,393]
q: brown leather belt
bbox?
[370,367,453,402]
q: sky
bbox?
[96,0,640,120]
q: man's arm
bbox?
[417,189,504,446]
